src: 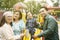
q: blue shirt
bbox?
[12,19,25,35]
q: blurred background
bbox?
[0,0,60,39]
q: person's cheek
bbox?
[17,15,20,19]
[5,17,8,22]
[14,15,17,19]
[8,17,12,22]
[13,16,15,18]
[10,17,12,21]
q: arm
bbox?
[20,20,26,33]
[37,18,56,37]
[34,20,43,30]
[14,33,24,40]
[35,23,43,30]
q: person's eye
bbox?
[41,10,44,12]
[16,14,19,15]
[8,16,12,17]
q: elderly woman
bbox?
[0,11,15,40]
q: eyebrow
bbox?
[8,16,12,17]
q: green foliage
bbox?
[54,2,59,7]
[0,0,41,14]
[25,1,41,14]
[0,0,24,10]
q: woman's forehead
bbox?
[3,11,13,16]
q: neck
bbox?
[29,17,33,19]
[6,22,10,25]
[14,19,19,23]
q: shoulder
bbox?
[19,19,25,23]
[0,27,4,34]
[49,15,56,20]
[48,15,57,22]
[0,27,3,31]
[2,23,9,28]
[19,19,24,22]
[0,28,3,36]
[49,15,54,19]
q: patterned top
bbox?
[12,19,25,39]
[0,23,15,40]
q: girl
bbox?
[12,11,25,40]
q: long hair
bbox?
[0,16,6,27]
[0,16,12,27]
[13,11,22,21]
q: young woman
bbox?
[12,11,25,40]
[0,11,15,40]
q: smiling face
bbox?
[0,11,13,27]
[27,12,33,19]
[5,15,13,24]
[39,8,47,17]
[4,11,13,24]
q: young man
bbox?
[33,7,59,40]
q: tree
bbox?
[0,0,25,10]
[25,1,41,14]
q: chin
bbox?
[8,21,12,23]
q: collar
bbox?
[45,14,49,20]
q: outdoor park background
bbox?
[0,0,60,39]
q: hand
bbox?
[32,35,38,39]
[20,33,25,37]
[20,33,25,38]
[20,33,25,40]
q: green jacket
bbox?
[38,14,59,40]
